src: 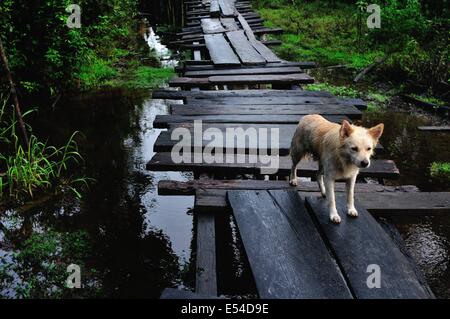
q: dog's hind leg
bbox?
[317,163,326,197]
[289,149,303,186]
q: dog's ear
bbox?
[368,123,384,141]
[340,120,353,139]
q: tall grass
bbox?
[0,95,92,200]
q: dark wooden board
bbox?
[147,153,399,179]
[194,189,450,217]
[196,213,217,295]
[220,17,239,31]
[170,73,314,87]
[249,38,281,63]
[204,33,240,66]
[181,61,316,71]
[353,192,450,215]
[152,88,332,100]
[158,179,418,196]
[185,95,339,105]
[305,196,433,299]
[154,122,382,156]
[218,0,236,17]
[227,190,353,299]
[226,30,266,65]
[184,66,302,77]
[201,18,226,34]
[153,114,348,127]
[418,126,450,132]
[170,103,362,117]
[210,0,220,17]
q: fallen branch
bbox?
[353,54,389,83]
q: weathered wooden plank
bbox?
[170,103,362,117]
[201,18,226,34]
[204,33,240,66]
[352,192,450,215]
[155,123,383,156]
[153,114,348,127]
[236,13,255,40]
[305,196,433,299]
[210,0,220,17]
[170,73,314,87]
[218,0,236,17]
[158,179,418,196]
[220,17,239,31]
[147,153,399,179]
[418,126,450,132]
[185,95,338,105]
[249,38,281,63]
[181,61,316,71]
[184,66,302,77]
[227,190,353,299]
[226,30,266,65]
[194,189,450,216]
[196,213,217,295]
[152,88,331,100]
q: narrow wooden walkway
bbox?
[149,0,444,299]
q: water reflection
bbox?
[0,92,194,298]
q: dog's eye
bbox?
[367,147,372,151]
[351,146,358,152]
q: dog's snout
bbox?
[360,160,369,168]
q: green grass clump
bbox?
[305,82,360,98]
[430,162,450,181]
[0,96,92,200]
[106,66,175,89]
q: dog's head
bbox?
[339,120,384,168]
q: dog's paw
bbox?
[347,207,358,217]
[289,178,298,186]
[330,214,341,224]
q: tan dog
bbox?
[289,115,384,223]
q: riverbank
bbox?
[254,0,449,110]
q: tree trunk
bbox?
[0,38,29,146]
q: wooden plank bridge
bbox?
[148,0,449,299]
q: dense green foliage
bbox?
[255,0,449,95]
[0,0,173,95]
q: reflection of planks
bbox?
[147,153,400,179]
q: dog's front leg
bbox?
[324,175,341,223]
[346,174,358,217]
